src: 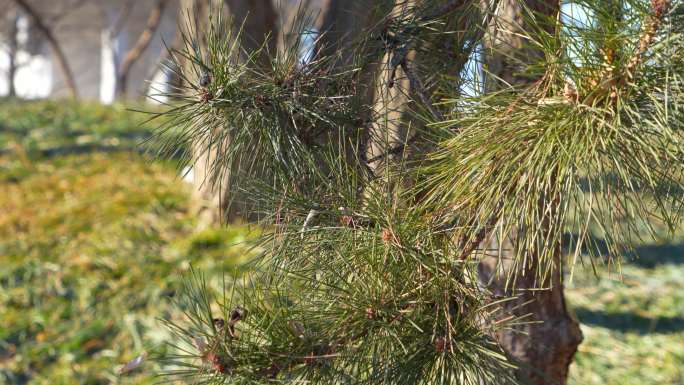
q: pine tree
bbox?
[150,0,684,384]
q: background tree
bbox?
[2,7,19,97]
[114,0,170,99]
[11,0,78,98]
[151,1,684,384]
[175,0,279,225]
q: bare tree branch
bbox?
[116,0,169,98]
[12,0,78,98]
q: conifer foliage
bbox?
[151,1,684,384]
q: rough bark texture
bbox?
[317,0,381,160]
[364,0,468,176]
[315,0,378,64]
[479,1,583,384]
[365,0,415,175]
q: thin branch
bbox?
[116,0,169,98]
[579,0,671,105]
[8,9,19,97]
[456,212,500,260]
[13,0,78,98]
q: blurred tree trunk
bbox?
[478,1,583,384]
[181,0,278,225]
[7,9,18,97]
[224,0,278,68]
[315,0,377,63]
[314,0,381,169]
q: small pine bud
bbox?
[433,336,447,353]
[652,0,669,17]
[340,215,355,228]
[563,82,577,103]
[304,352,317,365]
[205,351,230,373]
[213,317,226,330]
[230,306,246,323]
[200,90,213,103]
[366,307,376,319]
[199,71,212,87]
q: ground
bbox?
[0,100,682,384]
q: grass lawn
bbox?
[567,261,684,385]
[0,100,682,384]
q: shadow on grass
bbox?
[563,233,684,269]
[628,243,684,268]
[575,308,684,334]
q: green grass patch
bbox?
[567,261,684,385]
[0,101,254,384]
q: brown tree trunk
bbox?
[479,1,582,384]
[115,0,169,99]
[180,0,219,227]
[316,0,382,167]
[315,0,378,64]
[13,0,78,99]
[182,0,278,226]
[224,0,278,69]
[364,0,421,177]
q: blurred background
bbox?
[0,0,180,101]
[0,1,682,384]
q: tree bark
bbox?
[224,0,278,69]
[479,1,582,384]
[115,0,169,99]
[181,0,278,225]
[364,0,418,177]
[12,0,78,99]
[315,0,379,64]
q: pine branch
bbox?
[576,0,672,105]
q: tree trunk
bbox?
[364,0,418,177]
[313,0,384,170]
[181,0,278,225]
[7,9,18,97]
[224,0,278,69]
[315,0,378,64]
[13,0,78,99]
[479,1,582,384]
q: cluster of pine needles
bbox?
[147,1,684,384]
